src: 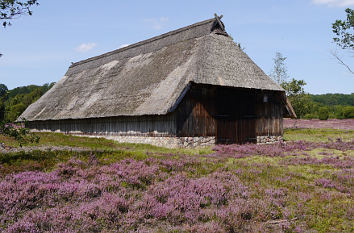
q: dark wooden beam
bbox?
[214,13,225,31]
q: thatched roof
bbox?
[20,17,291,121]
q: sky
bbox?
[0,0,353,94]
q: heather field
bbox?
[284,118,354,130]
[0,129,353,232]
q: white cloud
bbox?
[144,17,169,30]
[119,44,130,49]
[75,42,96,52]
[312,0,354,7]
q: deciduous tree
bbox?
[281,78,314,118]
[0,0,39,27]
[0,83,8,121]
[332,8,354,50]
[331,8,353,75]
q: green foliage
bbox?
[310,93,354,106]
[288,94,314,119]
[281,78,314,118]
[318,107,329,120]
[332,8,354,50]
[5,102,26,122]
[341,106,354,118]
[308,100,354,120]
[333,105,344,119]
[0,122,39,147]
[0,82,54,122]
[0,102,5,122]
[281,78,306,96]
[7,83,53,99]
[304,113,318,119]
[0,83,8,97]
[0,84,8,122]
[0,0,39,27]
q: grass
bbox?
[0,128,353,232]
[219,155,352,232]
[1,132,213,155]
[284,128,354,142]
[2,128,352,149]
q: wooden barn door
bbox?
[216,115,237,144]
[215,89,257,144]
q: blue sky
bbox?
[0,0,353,94]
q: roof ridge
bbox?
[70,18,215,68]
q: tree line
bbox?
[0,82,55,122]
[307,93,354,120]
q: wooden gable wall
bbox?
[175,84,284,144]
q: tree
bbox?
[0,0,39,27]
[269,52,289,85]
[269,52,314,118]
[2,82,54,122]
[342,106,354,118]
[0,99,6,121]
[331,8,353,74]
[318,107,329,120]
[281,78,314,118]
[0,83,8,97]
[332,8,354,50]
[280,79,306,97]
[0,83,8,121]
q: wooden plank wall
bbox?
[26,114,177,136]
[175,84,284,143]
[176,86,216,136]
[255,91,283,136]
[214,87,257,144]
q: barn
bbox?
[19,15,296,148]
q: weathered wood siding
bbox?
[255,92,283,137]
[176,86,216,137]
[26,115,177,136]
[175,84,283,144]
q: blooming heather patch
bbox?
[0,157,308,232]
[284,118,354,130]
[0,133,353,232]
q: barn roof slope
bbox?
[20,16,285,121]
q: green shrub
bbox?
[334,105,354,119]
[342,106,354,118]
[0,122,40,147]
[304,113,318,119]
[318,107,329,120]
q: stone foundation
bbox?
[31,129,282,148]
[81,135,216,148]
[84,135,281,147]
[257,135,283,144]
